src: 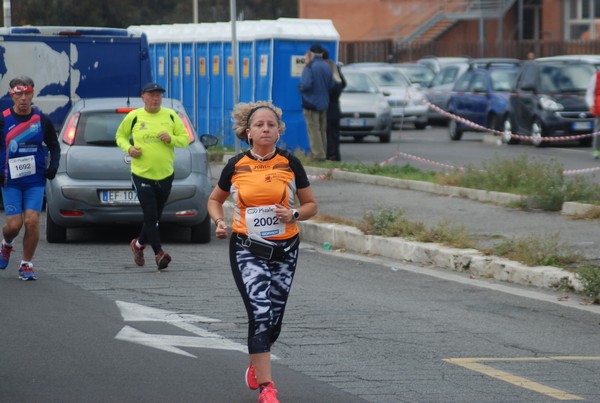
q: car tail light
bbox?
[59,209,84,217]
[62,113,80,145]
[116,108,136,113]
[175,209,198,217]
[178,113,196,144]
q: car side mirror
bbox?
[382,91,391,96]
[200,134,219,148]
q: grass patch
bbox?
[358,207,476,249]
[440,155,600,211]
[489,232,583,267]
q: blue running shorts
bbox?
[1,186,45,216]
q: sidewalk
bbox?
[212,162,600,295]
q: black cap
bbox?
[141,82,165,94]
[310,44,323,54]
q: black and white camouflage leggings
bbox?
[229,233,300,354]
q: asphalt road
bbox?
[1,127,600,402]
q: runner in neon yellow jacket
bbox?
[115,82,190,271]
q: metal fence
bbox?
[339,39,600,64]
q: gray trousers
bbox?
[303,109,327,160]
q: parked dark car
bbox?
[447,63,520,140]
[45,97,218,243]
[504,58,596,147]
[425,58,520,126]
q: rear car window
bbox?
[75,112,127,146]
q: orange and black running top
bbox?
[217,149,310,241]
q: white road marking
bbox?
[114,301,248,358]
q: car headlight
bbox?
[539,95,564,112]
[379,100,391,110]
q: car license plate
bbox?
[344,118,366,127]
[573,121,592,130]
[100,190,139,204]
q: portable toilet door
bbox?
[181,40,196,129]
[168,41,182,102]
[154,41,169,93]
[195,40,210,135]
[238,40,254,103]
[254,38,272,104]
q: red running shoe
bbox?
[155,250,171,271]
[130,238,145,266]
[245,362,259,390]
[258,381,279,403]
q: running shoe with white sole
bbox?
[0,242,13,269]
[18,263,36,281]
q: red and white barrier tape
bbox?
[422,99,600,143]
[308,168,334,181]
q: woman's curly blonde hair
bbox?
[232,101,286,144]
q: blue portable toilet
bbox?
[241,19,339,153]
[130,19,339,152]
[213,18,339,152]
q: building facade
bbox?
[299,0,600,61]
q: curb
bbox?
[298,220,583,293]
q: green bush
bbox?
[576,266,600,303]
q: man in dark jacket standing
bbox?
[298,44,333,161]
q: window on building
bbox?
[566,0,600,39]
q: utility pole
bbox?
[193,0,198,23]
[230,0,240,152]
[3,0,11,27]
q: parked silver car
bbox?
[45,97,218,243]
[345,64,428,130]
[339,70,393,142]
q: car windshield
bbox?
[490,69,518,91]
[77,112,127,146]
[539,63,595,93]
[343,72,379,93]
[366,69,410,88]
[396,66,435,85]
